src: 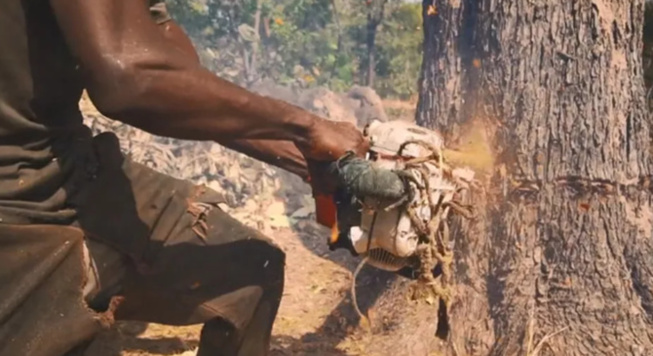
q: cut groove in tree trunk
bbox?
[417,1,653,355]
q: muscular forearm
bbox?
[154,21,309,180]
[221,140,309,179]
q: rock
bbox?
[347,85,389,127]
[248,80,388,128]
[249,79,300,106]
[299,87,358,126]
[290,206,315,219]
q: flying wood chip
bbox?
[427,5,437,16]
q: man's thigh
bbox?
[70,132,221,261]
[78,133,285,329]
[0,225,104,356]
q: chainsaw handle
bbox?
[314,193,337,228]
[311,153,411,257]
[332,156,406,202]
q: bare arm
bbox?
[151,17,309,179]
[50,0,317,148]
[221,139,309,179]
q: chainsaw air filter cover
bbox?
[348,120,474,272]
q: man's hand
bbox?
[298,118,369,195]
[298,119,369,162]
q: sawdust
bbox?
[442,118,495,175]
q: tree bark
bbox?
[417,1,653,355]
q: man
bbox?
[0,0,368,355]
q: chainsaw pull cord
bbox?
[351,211,377,328]
[351,257,369,328]
[336,148,410,329]
[331,150,374,326]
[347,141,420,326]
[341,145,407,329]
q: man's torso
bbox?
[0,0,87,221]
[0,0,171,223]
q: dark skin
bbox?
[47,0,368,184]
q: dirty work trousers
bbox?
[0,132,285,356]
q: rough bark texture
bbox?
[417,0,653,355]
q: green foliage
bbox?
[374,3,423,99]
[263,0,343,87]
[165,0,423,98]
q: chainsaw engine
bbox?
[332,120,475,273]
[320,119,476,339]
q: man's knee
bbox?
[259,239,285,290]
[205,206,286,278]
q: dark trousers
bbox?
[0,133,285,356]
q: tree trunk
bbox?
[417,1,653,355]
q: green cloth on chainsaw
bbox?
[333,157,405,202]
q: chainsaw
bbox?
[312,120,476,338]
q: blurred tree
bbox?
[374,2,422,98]
[166,0,424,98]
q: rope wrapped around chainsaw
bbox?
[399,140,474,339]
[333,141,474,337]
